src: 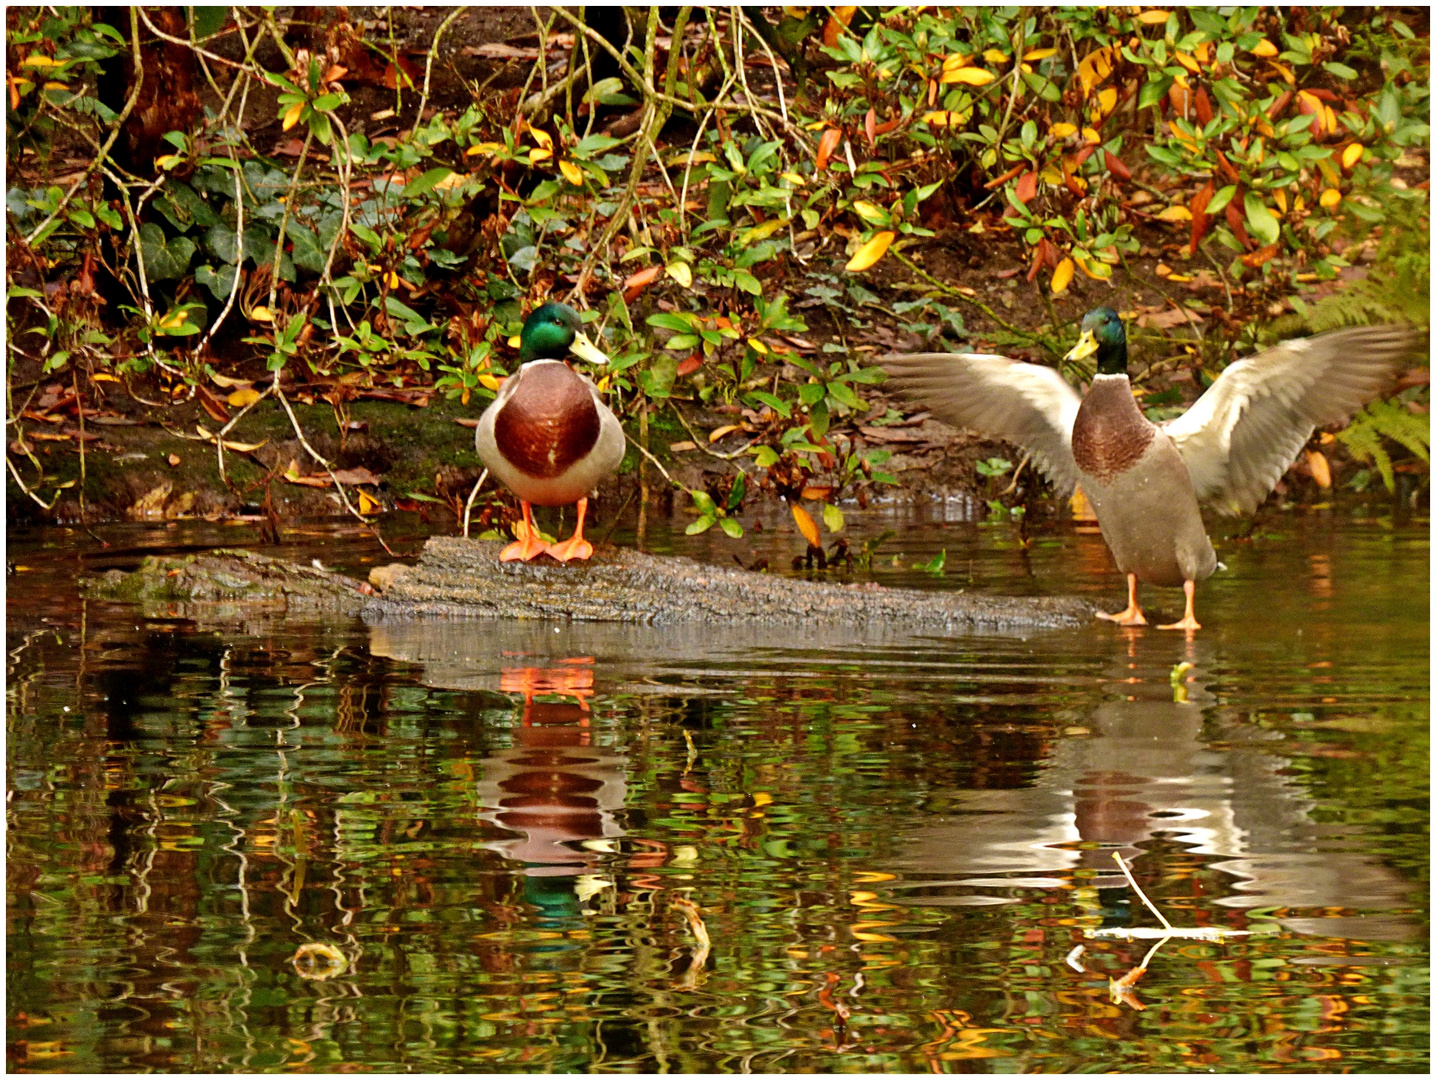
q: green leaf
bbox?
[138,223,195,280]
[401,168,455,198]
[751,445,780,467]
[685,514,717,535]
[718,516,744,539]
[194,263,238,300]
[821,502,844,533]
[573,133,623,157]
[726,471,747,510]
[1138,76,1174,112]
[646,312,695,333]
[750,391,790,417]
[288,223,326,274]
[1206,184,1237,216]
[733,271,762,296]
[1243,191,1280,246]
[691,490,717,515]
[1323,61,1358,80]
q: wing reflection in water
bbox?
[888,635,1419,941]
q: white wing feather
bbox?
[1164,324,1419,515]
[880,352,1084,496]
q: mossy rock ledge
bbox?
[362,537,1094,630]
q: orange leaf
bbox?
[1104,149,1131,181]
[676,354,703,377]
[1014,170,1037,204]
[864,107,877,150]
[822,6,856,47]
[622,265,662,300]
[816,127,841,171]
[709,424,743,443]
[800,486,833,501]
[845,231,895,272]
[1188,179,1215,255]
[1306,449,1332,488]
[791,503,821,547]
[1051,258,1074,294]
[1240,243,1281,269]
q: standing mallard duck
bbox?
[476,302,624,563]
[882,307,1419,630]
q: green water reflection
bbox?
[6,509,1429,1072]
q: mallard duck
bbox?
[476,302,624,563]
[882,307,1418,630]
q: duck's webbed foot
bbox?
[1096,573,1148,626]
[1157,579,1201,632]
[500,503,549,562]
[546,498,594,563]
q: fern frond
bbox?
[1337,401,1430,491]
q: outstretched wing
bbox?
[1163,324,1421,516]
[880,352,1084,496]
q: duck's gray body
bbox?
[1072,375,1218,589]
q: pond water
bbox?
[6,502,1429,1072]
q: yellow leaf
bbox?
[508,334,522,348]
[1319,188,1342,209]
[743,217,787,243]
[155,154,182,171]
[1194,41,1212,64]
[22,54,61,68]
[1136,10,1171,24]
[1342,142,1364,170]
[982,49,1009,65]
[1075,255,1113,281]
[227,388,263,407]
[385,271,401,289]
[478,373,502,391]
[1023,47,1058,62]
[527,127,553,150]
[1081,126,1101,144]
[1078,46,1116,97]
[1050,122,1078,138]
[1250,38,1277,57]
[779,171,806,185]
[709,424,743,443]
[527,146,552,162]
[791,503,821,547]
[845,230,895,272]
[250,306,273,322]
[466,141,506,156]
[941,53,971,73]
[1267,60,1296,85]
[666,261,693,288]
[747,337,769,354]
[559,159,584,185]
[1157,205,1192,221]
[157,308,189,329]
[221,438,267,453]
[357,490,382,515]
[282,100,304,131]
[921,110,951,126]
[1273,188,1287,215]
[1175,52,1200,73]
[942,67,996,86]
[1051,258,1074,295]
[1093,86,1118,121]
[91,372,120,382]
[851,199,886,223]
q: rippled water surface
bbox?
[7,504,1429,1072]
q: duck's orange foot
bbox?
[500,534,549,561]
[500,510,549,562]
[1157,615,1201,631]
[546,535,594,563]
[1156,579,1201,632]
[1097,607,1147,626]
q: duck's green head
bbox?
[1065,306,1127,375]
[519,302,608,365]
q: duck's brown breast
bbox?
[1071,376,1155,483]
[494,362,601,479]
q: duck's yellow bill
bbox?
[568,330,608,365]
[1066,329,1099,362]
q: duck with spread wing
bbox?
[882,308,1420,629]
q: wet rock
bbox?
[362,536,1094,630]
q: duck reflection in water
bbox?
[476,661,626,924]
[890,637,1417,942]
